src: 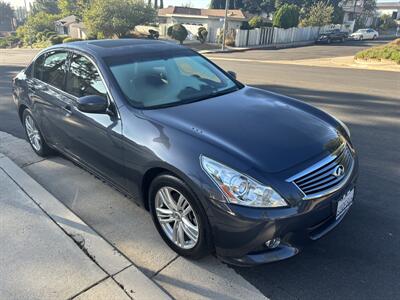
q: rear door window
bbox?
[34,51,68,90]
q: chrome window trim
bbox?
[31,47,120,119]
[286,143,355,200]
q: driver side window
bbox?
[65,54,107,98]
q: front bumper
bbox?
[207,164,358,266]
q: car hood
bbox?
[142,87,342,173]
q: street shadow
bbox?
[0,65,25,138]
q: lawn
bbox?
[355,39,400,64]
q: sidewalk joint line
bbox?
[21,157,47,168]
[68,275,110,299]
[151,254,180,279]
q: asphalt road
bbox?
[1,46,400,300]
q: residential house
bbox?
[55,15,87,39]
[376,1,400,20]
[342,0,378,26]
[157,6,248,42]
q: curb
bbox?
[0,154,172,300]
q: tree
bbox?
[242,0,274,15]
[210,0,245,9]
[300,1,334,27]
[0,1,15,30]
[249,16,263,28]
[273,4,299,29]
[84,0,156,38]
[379,14,397,31]
[197,26,208,43]
[58,0,90,18]
[16,11,60,45]
[31,0,60,15]
[167,24,188,44]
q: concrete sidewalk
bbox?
[0,154,171,300]
[0,131,268,300]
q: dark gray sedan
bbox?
[12,39,358,266]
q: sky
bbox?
[7,0,210,9]
[6,0,396,10]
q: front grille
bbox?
[289,144,354,199]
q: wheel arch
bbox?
[18,104,29,122]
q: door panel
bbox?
[30,50,70,147]
[63,53,126,189]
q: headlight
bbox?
[200,156,288,208]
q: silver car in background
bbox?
[350,29,379,40]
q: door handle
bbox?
[64,104,72,113]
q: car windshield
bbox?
[357,30,367,33]
[106,51,240,108]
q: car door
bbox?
[62,52,126,189]
[28,50,71,148]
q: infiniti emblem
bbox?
[333,165,345,177]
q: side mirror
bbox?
[77,95,108,114]
[227,70,237,79]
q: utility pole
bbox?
[221,0,229,51]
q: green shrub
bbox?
[379,14,397,31]
[273,4,299,29]
[355,39,400,64]
[49,35,68,45]
[63,37,83,43]
[45,31,57,38]
[249,16,264,28]
[197,27,208,43]
[0,38,8,48]
[167,24,188,44]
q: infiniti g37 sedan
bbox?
[12,39,358,266]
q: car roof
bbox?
[45,39,190,59]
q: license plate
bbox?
[336,188,354,220]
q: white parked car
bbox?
[350,29,379,40]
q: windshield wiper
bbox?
[180,86,240,105]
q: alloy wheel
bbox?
[155,186,199,249]
[25,115,42,152]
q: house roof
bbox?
[158,6,247,20]
[55,15,79,26]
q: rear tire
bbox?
[149,173,212,259]
[373,35,377,40]
[359,35,363,41]
[22,109,53,157]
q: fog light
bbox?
[265,238,280,249]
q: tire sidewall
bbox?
[149,174,212,259]
[23,109,46,156]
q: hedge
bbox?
[355,39,400,64]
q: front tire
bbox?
[23,109,52,157]
[149,173,212,259]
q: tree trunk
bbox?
[154,0,158,9]
[160,0,163,9]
